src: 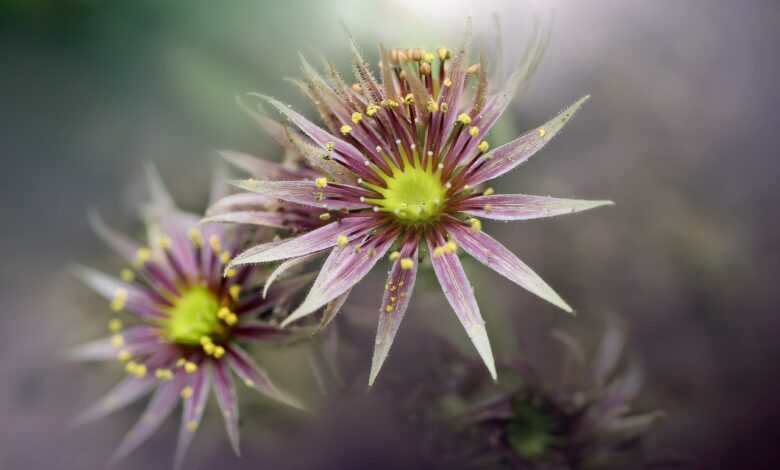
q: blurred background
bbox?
[2,0,779,468]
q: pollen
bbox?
[469,218,482,232]
[203,342,215,355]
[426,99,439,113]
[478,140,490,153]
[184,362,198,374]
[366,104,380,117]
[224,313,238,326]
[389,251,401,261]
[315,177,328,188]
[385,305,394,313]
[348,112,362,124]
[437,47,450,60]
[208,235,221,252]
[340,124,353,135]
[225,268,237,278]
[325,142,335,151]
[111,334,125,348]
[433,246,446,258]
[443,78,452,87]
[319,212,331,221]
[186,420,198,432]
[399,258,415,270]
[134,247,151,267]
[155,368,173,381]
[483,187,495,196]
[538,127,546,138]
[108,318,123,333]
[117,349,131,362]
[445,241,458,253]
[229,285,241,301]
[181,386,194,400]
[244,379,255,387]
[440,102,449,112]
[213,346,226,359]
[220,251,231,264]
[469,126,480,137]
[457,113,472,125]
[158,235,172,250]
[403,93,414,104]
[188,228,203,247]
[120,268,135,282]
[337,234,349,247]
[217,307,230,320]
[125,361,147,378]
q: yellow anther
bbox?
[181,386,193,399]
[382,99,399,108]
[229,285,241,301]
[483,187,495,196]
[468,218,482,232]
[188,228,203,247]
[478,140,490,153]
[120,269,135,282]
[186,420,198,432]
[426,99,439,113]
[117,349,131,362]
[203,343,215,355]
[469,126,480,137]
[126,361,146,378]
[457,113,472,125]
[366,104,380,117]
[538,127,546,138]
[319,212,331,221]
[134,247,151,267]
[176,358,186,368]
[155,368,173,380]
[423,52,435,63]
[466,63,481,74]
[440,102,449,112]
[184,362,198,374]
[111,334,125,348]
[340,124,352,135]
[158,235,172,250]
[225,313,239,326]
[108,318,123,333]
[443,78,452,87]
[403,93,415,104]
[220,251,231,264]
[244,379,255,387]
[445,241,458,253]
[389,251,401,261]
[351,112,363,124]
[315,177,328,188]
[110,288,128,312]
[325,142,335,152]
[433,246,446,258]
[213,346,226,359]
[385,305,394,313]
[337,234,349,247]
[218,307,231,320]
[208,235,221,252]
[437,47,450,61]
[399,258,415,270]
[351,83,362,92]
[225,268,237,278]
[484,204,493,212]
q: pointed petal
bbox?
[73,266,165,318]
[201,210,306,229]
[226,344,305,410]
[174,369,210,470]
[73,376,156,425]
[228,216,375,267]
[219,150,304,180]
[143,162,176,212]
[88,211,141,264]
[594,324,627,389]
[66,338,117,362]
[281,233,396,327]
[447,223,573,313]
[263,253,319,299]
[230,179,369,210]
[108,375,185,465]
[211,360,240,455]
[67,327,161,362]
[319,289,351,330]
[205,192,277,217]
[369,237,419,386]
[456,194,613,221]
[427,233,496,380]
[467,96,591,185]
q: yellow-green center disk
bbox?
[163,286,223,345]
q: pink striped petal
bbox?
[108,375,185,465]
[231,322,290,341]
[174,369,210,470]
[68,326,161,362]
[263,253,320,299]
[228,216,376,267]
[230,179,370,210]
[319,289,351,330]
[427,233,496,380]
[73,376,156,425]
[205,192,277,216]
[88,211,141,264]
[201,210,306,229]
[211,360,240,455]
[73,266,166,318]
[447,222,573,313]
[219,150,306,180]
[467,95,591,186]
[455,194,613,221]
[369,236,419,386]
[281,233,396,327]
[227,344,304,409]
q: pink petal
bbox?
[455,194,613,221]
[281,233,396,327]
[226,344,305,410]
[369,236,419,386]
[201,210,307,229]
[427,232,496,380]
[466,95,591,186]
[219,149,307,180]
[73,376,156,425]
[174,369,210,470]
[73,266,166,318]
[263,252,320,299]
[211,360,240,455]
[230,179,370,210]
[205,192,277,217]
[447,222,573,313]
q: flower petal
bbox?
[73,376,156,425]
[263,253,319,299]
[456,194,613,221]
[281,233,396,327]
[228,216,375,267]
[369,236,419,386]
[427,233,496,380]
[174,369,210,470]
[211,360,240,455]
[201,210,306,229]
[73,266,166,318]
[447,222,573,313]
[219,150,309,180]
[466,95,591,186]
[205,192,277,217]
[230,179,370,210]
[319,289,351,330]
[108,375,185,466]
[226,343,305,410]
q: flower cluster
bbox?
[71,168,304,468]
[219,33,612,384]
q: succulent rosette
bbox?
[218,29,613,385]
[70,168,305,468]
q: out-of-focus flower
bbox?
[70,167,305,468]
[217,25,613,385]
[463,326,664,469]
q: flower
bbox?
[70,166,305,468]
[221,30,613,384]
[462,326,664,468]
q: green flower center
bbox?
[367,159,448,225]
[506,399,558,459]
[163,286,223,345]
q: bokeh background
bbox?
[2,0,779,468]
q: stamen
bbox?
[389,251,401,261]
[456,113,472,125]
[538,127,547,137]
[468,218,482,232]
[229,285,241,301]
[134,247,151,268]
[184,362,198,374]
[155,368,173,381]
[351,112,363,124]
[337,234,349,247]
[111,334,124,348]
[469,126,480,137]
[478,141,490,153]
[188,228,203,247]
[108,318,123,333]
[315,177,328,188]
[208,235,221,253]
[400,258,415,270]
[340,124,352,135]
[181,386,194,399]
[483,187,495,196]
[319,212,331,221]
[120,268,135,282]
[111,288,128,312]
[366,104,380,117]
